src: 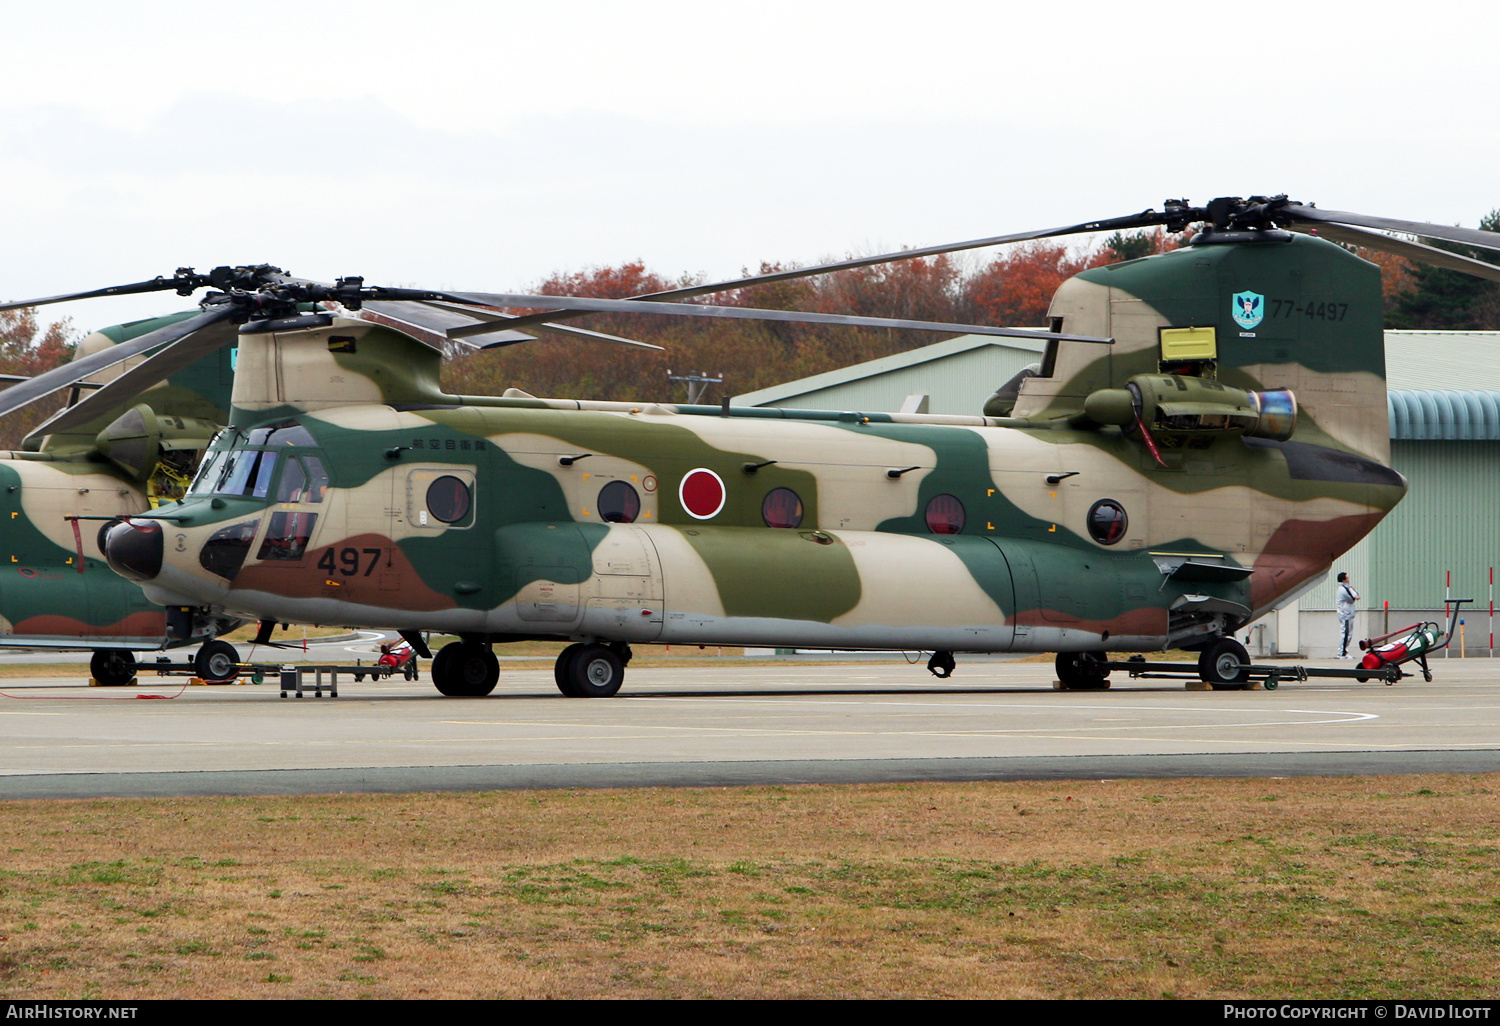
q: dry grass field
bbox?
[2,776,1498,999]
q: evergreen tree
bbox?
[1103,230,1156,262]
[1386,210,1500,329]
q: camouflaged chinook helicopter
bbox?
[9,196,1500,697]
[0,309,244,684]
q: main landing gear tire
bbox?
[431,642,499,697]
[554,643,587,696]
[556,643,625,698]
[90,649,137,687]
[1055,651,1111,690]
[194,640,240,683]
[1198,637,1251,690]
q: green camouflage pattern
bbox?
[124,234,1406,662]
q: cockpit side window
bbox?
[302,455,329,503]
[275,457,308,503]
[273,455,331,504]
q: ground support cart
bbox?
[1100,600,1469,691]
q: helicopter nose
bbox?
[103,519,164,581]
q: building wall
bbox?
[1301,440,1500,611]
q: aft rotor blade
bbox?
[445,210,1165,338]
[0,305,235,422]
[31,312,242,436]
[1286,222,1500,284]
[1281,204,1500,254]
[439,292,1111,344]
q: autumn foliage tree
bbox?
[963,243,1110,327]
[436,224,1461,407]
[0,308,74,450]
[443,235,1165,405]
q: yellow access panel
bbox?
[1160,326,1217,362]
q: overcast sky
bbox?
[3,0,1496,334]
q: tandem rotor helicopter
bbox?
[5,194,1500,697]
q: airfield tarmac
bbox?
[2,633,1498,798]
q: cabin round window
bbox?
[598,480,641,523]
[1087,498,1128,545]
[761,487,803,529]
[924,493,965,535]
[426,475,472,524]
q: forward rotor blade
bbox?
[439,292,1111,344]
[0,274,202,313]
[417,300,663,351]
[0,305,234,422]
[521,321,665,351]
[446,210,1165,338]
[1286,222,1500,284]
[31,312,242,436]
[1281,204,1500,254]
[358,300,535,350]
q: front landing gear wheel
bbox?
[431,642,499,697]
[559,644,625,698]
[1197,638,1250,690]
[1055,651,1111,690]
[90,649,137,687]
[194,640,240,683]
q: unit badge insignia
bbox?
[1232,290,1265,330]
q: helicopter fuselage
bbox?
[111,393,1401,656]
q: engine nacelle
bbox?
[1084,375,1297,441]
[95,405,219,482]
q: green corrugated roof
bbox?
[1389,390,1500,440]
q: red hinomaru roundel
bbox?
[679,468,726,520]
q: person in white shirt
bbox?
[1336,572,1360,658]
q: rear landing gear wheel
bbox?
[90,649,136,687]
[559,643,625,698]
[927,650,956,678]
[1056,651,1111,690]
[194,640,240,683]
[554,643,586,697]
[432,642,499,697]
[1197,637,1250,690]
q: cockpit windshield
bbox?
[193,448,279,499]
[188,421,327,500]
[245,423,317,447]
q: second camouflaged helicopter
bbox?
[0,311,245,683]
[12,195,1499,696]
